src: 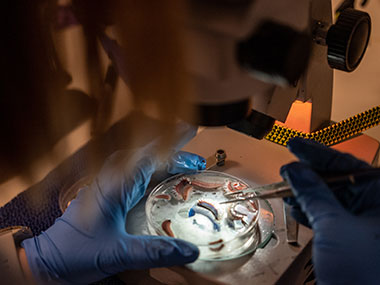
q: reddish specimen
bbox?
[229,204,244,220]
[227,181,248,192]
[197,200,219,220]
[182,184,193,201]
[249,201,259,212]
[174,177,223,200]
[209,244,225,252]
[162,220,175,237]
[174,178,193,201]
[191,179,224,189]
[155,194,171,200]
[209,238,224,252]
[209,239,223,245]
[175,178,190,194]
[231,181,247,190]
[229,203,259,226]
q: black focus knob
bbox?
[237,21,311,86]
[326,8,371,72]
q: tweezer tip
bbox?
[219,199,240,204]
[224,191,243,197]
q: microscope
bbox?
[186,0,371,138]
[124,0,375,284]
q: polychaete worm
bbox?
[209,239,223,245]
[162,220,175,237]
[188,205,221,231]
[155,194,171,200]
[190,179,224,190]
[174,178,193,200]
[209,244,224,252]
[197,200,219,220]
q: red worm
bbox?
[249,201,259,212]
[175,179,190,195]
[209,244,224,252]
[155,194,171,200]
[162,220,174,237]
[231,181,247,190]
[191,179,224,189]
[227,181,248,192]
[209,239,223,245]
[197,200,218,220]
[174,178,194,200]
[182,184,193,201]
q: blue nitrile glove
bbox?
[21,149,206,284]
[280,138,380,285]
[167,150,206,174]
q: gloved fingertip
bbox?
[174,240,200,261]
[283,162,320,190]
[168,151,206,174]
[286,137,322,155]
[286,137,307,150]
[286,137,305,148]
[280,161,299,178]
[281,162,334,200]
[155,238,199,264]
[280,165,287,178]
[198,158,207,170]
[123,236,199,269]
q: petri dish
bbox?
[146,171,272,260]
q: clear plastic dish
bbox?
[146,171,272,260]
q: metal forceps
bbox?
[220,181,292,204]
[220,168,380,244]
[220,167,380,204]
[220,180,298,244]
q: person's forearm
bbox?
[18,247,36,284]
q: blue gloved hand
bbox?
[280,138,380,285]
[166,150,206,174]
[21,149,206,284]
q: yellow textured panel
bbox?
[265,106,380,146]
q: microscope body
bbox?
[184,0,370,137]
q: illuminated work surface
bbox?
[124,126,379,284]
[124,127,314,285]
